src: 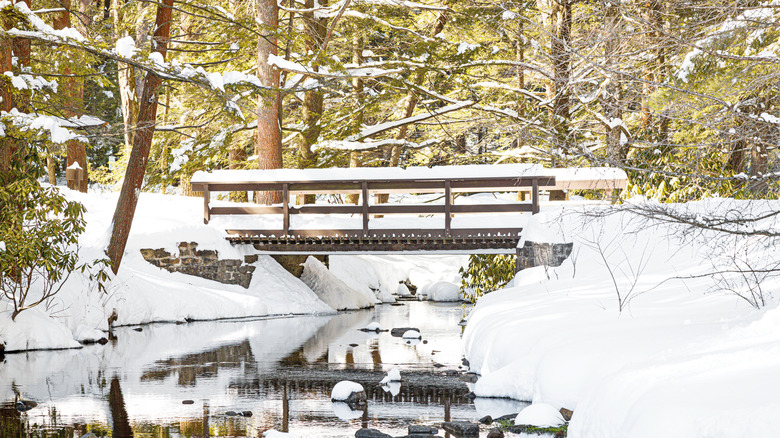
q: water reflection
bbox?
[1,302,477,437]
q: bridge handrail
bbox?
[191,166,556,238]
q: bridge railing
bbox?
[190,166,555,239]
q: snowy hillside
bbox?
[463,199,780,437]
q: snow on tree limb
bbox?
[351,100,474,140]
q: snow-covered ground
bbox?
[463,199,780,437]
[0,189,338,352]
[0,188,470,353]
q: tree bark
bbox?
[0,27,13,180]
[229,144,248,202]
[112,1,150,154]
[601,0,625,162]
[345,36,364,205]
[255,0,283,205]
[106,0,174,274]
[298,0,328,205]
[55,0,89,192]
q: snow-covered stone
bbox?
[402,330,421,339]
[72,325,106,344]
[300,256,376,310]
[426,281,461,302]
[514,403,565,427]
[380,366,401,384]
[331,380,365,403]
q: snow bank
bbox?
[300,256,377,310]
[330,254,467,302]
[0,189,335,352]
[0,304,81,352]
[463,201,780,437]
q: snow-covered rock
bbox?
[402,330,421,339]
[425,281,461,302]
[514,403,565,427]
[300,256,376,310]
[380,366,401,384]
[72,325,106,344]
[331,380,365,403]
[397,283,413,297]
[361,322,382,332]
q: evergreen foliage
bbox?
[459,254,516,302]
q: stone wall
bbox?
[516,241,574,271]
[140,242,257,288]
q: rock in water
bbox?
[442,421,479,437]
[359,321,382,332]
[408,425,438,434]
[379,366,401,384]
[402,329,421,339]
[15,400,37,412]
[331,380,366,406]
[391,327,419,337]
[487,429,505,438]
[355,428,392,438]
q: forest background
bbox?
[1,0,779,297]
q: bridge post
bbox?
[361,182,369,236]
[532,178,540,214]
[203,187,211,224]
[444,179,452,237]
[283,183,290,235]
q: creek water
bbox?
[0,301,527,437]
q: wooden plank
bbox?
[225,227,524,238]
[194,176,558,195]
[532,178,539,214]
[211,206,283,215]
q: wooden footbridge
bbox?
[191,164,627,255]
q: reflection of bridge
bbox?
[192,165,555,259]
[231,367,472,406]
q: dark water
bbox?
[0,301,527,437]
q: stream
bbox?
[0,301,528,437]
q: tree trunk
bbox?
[112,1,149,154]
[55,0,89,192]
[601,0,625,162]
[229,144,248,202]
[106,0,174,274]
[345,36,364,205]
[255,0,283,205]
[0,29,13,180]
[298,0,328,205]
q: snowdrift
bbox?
[0,189,335,352]
[463,200,780,438]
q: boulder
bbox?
[355,428,392,438]
[408,425,438,434]
[442,421,479,437]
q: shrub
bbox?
[459,254,516,302]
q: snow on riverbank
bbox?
[463,199,780,437]
[1,189,335,353]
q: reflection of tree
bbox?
[141,341,256,386]
[109,377,133,438]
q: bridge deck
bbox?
[191,164,553,254]
[227,228,524,254]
